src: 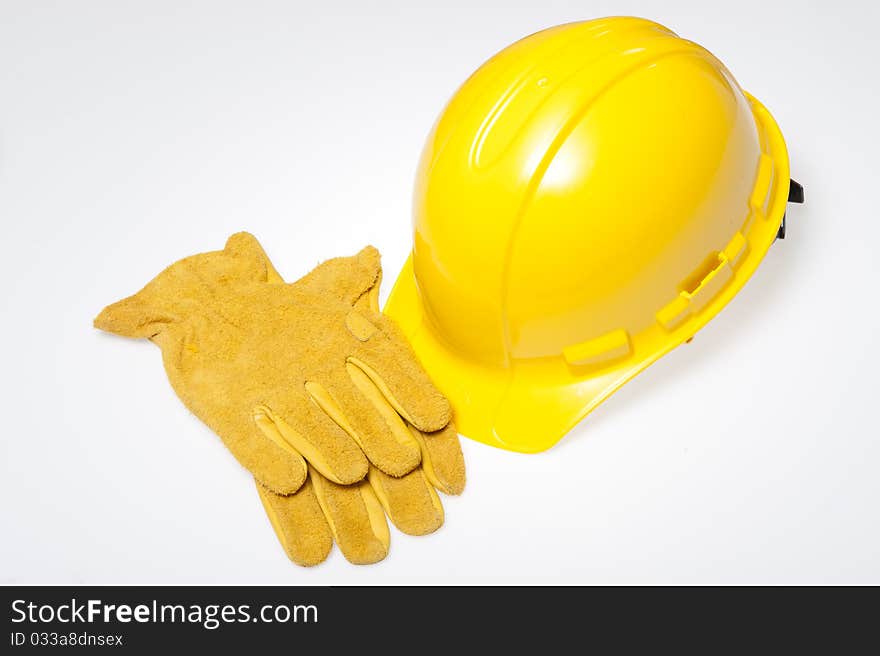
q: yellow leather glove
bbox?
[256,256,465,565]
[258,416,465,566]
[94,233,452,495]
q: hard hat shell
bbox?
[385,17,794,452]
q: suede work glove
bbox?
[255,254,465,565]
[94,233,452,495]
[257,410,465,565]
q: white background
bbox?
[1,0,877,584]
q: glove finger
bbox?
[347,316,451,432]
[255,478,332,567]
[223,232,285,284]
[309,470,390,565]
[293,246,381,307]
[368,466,444,536]
[220,411,307,495]
[352,265,382,314]
[256,399,369,486]
[409,422,466,496]
[304,366,421,477]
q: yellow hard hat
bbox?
[385,17,803,452]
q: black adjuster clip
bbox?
[777,179,804,240]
